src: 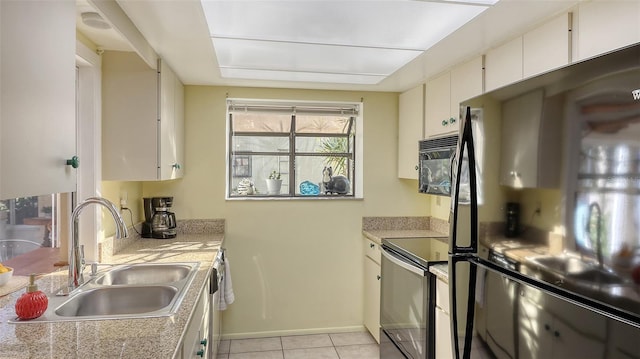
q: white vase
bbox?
[265,179,282,194]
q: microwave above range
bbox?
[418,135,458,196]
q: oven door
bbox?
[380,248,434,359]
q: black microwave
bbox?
[418,135,458,195]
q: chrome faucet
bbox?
[587,202,603,270]
[64,197,128,295]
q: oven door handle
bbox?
[381,248,425,276]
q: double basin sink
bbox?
[527,254,625,287]
[11,262,200,323]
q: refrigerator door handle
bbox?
[451,106,479,254]
[449,255,478,359]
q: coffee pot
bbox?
[142,197,177,239]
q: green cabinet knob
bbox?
[377,275,381,280]
[442,119,448,126]
[449,117,456,124]
[66,156,79,168]
[172,163,181,170]
[200,338,207,347]
[196,349,205,357]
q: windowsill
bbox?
[226,195,363,201]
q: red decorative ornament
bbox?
[15,274,48,320]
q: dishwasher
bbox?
[209,248,225,358]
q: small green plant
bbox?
[268,170,281,180]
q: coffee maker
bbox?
[142,197,177,239]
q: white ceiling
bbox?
[79,0,581,93]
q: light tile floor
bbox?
[217,332,379,359]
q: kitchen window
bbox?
[226,99,363,199]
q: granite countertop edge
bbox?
[362,229,449,245]
[0,232,224,359]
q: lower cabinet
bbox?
[181,282,212,358]
[435,276,452,359]
[363,236,381,343]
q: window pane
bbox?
[230,154,290,196]
[295,155,352,195]
[296,136,351,154]
[232,136,289,153]
[232,113,291,133]
[0,195,55,262]
[296,115,351,134]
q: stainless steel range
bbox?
[380,237,447,359]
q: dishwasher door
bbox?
[210,249,225,359]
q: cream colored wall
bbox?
[100,181,143,237]
[142,85,428,337]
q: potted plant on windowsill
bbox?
[266,170,282,195]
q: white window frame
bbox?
[225,98,364,200]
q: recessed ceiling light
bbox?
[81,12,111,30]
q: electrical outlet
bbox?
[120,191,128,210]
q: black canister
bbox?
[505,202,520,237]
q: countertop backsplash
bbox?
[100,219,225,262]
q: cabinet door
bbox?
[398,84,424,179]
[523,13,570,78]
[425,72,455,138]
[159,60,184,180]
[435,305,452,359]
[102,51,158,181]
[450,56,483,123]
[1,0,76,198]
[576,1,640,61]
[363,256,381,343]
[485,37,523,92]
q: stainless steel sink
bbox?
[94,263,193,285]
[565,268,625,286]
[9,261,200,323]
[529,255,593,274]
[55,286,178,317]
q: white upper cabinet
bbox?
[576,1,640,61]
[0,0,77,199]
[486,13,571,92]
[485,37,523,92]
[425,56,483,138]
[102,51,184,181]
[424,71,453,138]
[523,13,571,78]
[398,84,424,179]
[451,56,484,121]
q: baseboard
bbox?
[221,325,367,340]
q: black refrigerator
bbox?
[448,43,640,359]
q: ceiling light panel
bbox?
[202,1,491,50]
[213,38,422,75]
[220,68,386,85]
[200,0,499,84]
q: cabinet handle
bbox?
[66,156,79,169]
[554,331,560,338]
[442,119,448,126]
[377,275,381,280]
[509,171,520,177]
[415,165,419,171]
[370,243,375,249]
[196,349,205,357]
[449,117,456,124]
[172,163,181,170]
[544,324,550,331]
[200,338,207,347]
